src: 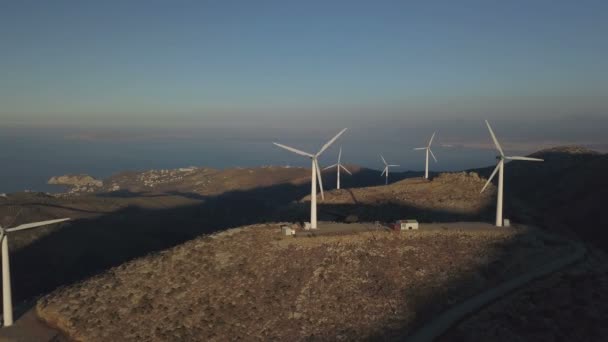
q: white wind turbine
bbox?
[273,128,347,229]
[414,132,437,179]
[380,155,399,185]
[480,120,543,227]
[323,147,351,190]
[1,218,70,326]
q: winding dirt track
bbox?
[407,238,586,341]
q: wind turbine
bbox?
[323,147,351,190]
[380,155,399,185]
[1,218,70,326]
[273,128,347,229]
[480,120,543,227]
[414,132,437,179]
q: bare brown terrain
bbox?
[36,223,572,341]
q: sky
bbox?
[1,0,607,182]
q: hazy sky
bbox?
[1,1,607,146]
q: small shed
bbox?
[395,219,419,230]
[281,225,295,236]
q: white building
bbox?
[396,219,419,230]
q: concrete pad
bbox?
[293,221,521,238]
[294,222,386,237]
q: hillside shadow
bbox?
[6,178,493,314]
[6,175,539,342]
[471,151,608,251]
[15,191,562,340]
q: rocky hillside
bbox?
[48,174,103,193]
[441,246,608,341]
[0,165,427,312]
[36,223,571,342]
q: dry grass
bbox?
[37,223,571,341]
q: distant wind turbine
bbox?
[380,155,399,185]
[323,147,351,190]
[480,120,543,227]
[414,132,437,179]
[273,128,347,229]
[1,218,70,326]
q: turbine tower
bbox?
[1,218,70,326]
[273,128,347,229]
[414,132,437,179]
[380,155,399,185]
[480,120,543,227]
[323,147,351,190]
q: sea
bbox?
[0,134,495,194]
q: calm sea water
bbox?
[0,135,494,193]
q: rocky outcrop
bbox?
[48,174,103,187]
[48,174,103,194]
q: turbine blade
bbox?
[340,165,352,175]
[429,148,438,162]
[388,164,400,167]
[413,147,426,150]
[7,218,71,233]
[380,155,387,165]
[338,147,342,163]
[273,142,314,158]
[428,131,436,147]
[314,159,324,200]
[381,167,387,177]
[323,164,338,170]
[316,128,348,156]
[485,120,504,156]
[506,156,544,162]
[480,163,500,193]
